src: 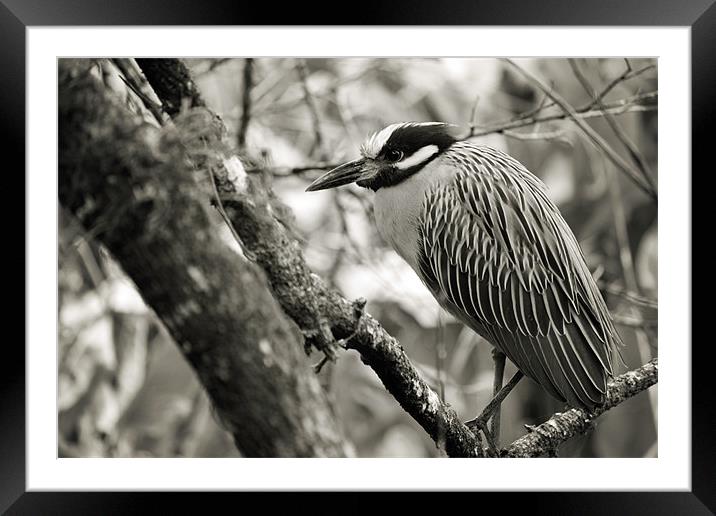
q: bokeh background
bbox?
[59,57,658,458]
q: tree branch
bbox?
[135,58,206,117]
[503,59,657,201]
[111,58,166,125]
[237,58,254,150]
[467,92,657,139]
[58,59,349,458]
[218,177,484,457]
[297,59,328,160]
[256,92,658,179]
[568,58,657,193]
[505,358,658,457]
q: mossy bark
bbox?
[505,358,658,457]
[134,58,205,117]
[58,59,349,457]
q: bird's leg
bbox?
[490,349,506,443]
[475,370,523,425]
[465,369,524,451]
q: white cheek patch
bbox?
[395,144,439,170]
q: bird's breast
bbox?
[373,179,425,271]
[373,158,455,271]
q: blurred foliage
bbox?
[59,58,657,457]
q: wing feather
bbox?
[416,143,620,410]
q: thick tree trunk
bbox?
[58,59,349,457]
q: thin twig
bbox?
[468,91,657,139]
[502,127,570,143]
[594,60,656,106]
[207,159,249,257]
[502,59,657,201]
[237,58,254,150]
[600,281,658,310]
[247,161,344,176]
[468,94,481,131]
[297,59,328,160]
[254,62,383,117]
[568,58,657,193]
[613,313,657,328]
[197,58,233,76]
[602,153,658,430]
[258,93,656,179]
[111,58,165,125]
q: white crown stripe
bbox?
[360,122,448,158]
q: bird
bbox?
[306,122,622,443]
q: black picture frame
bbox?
[5,0,708,513]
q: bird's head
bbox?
[306,122,458,192]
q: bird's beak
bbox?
[305,158,369,192]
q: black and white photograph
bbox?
[7,6,707,510]
[58,57,659,459]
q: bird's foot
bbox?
[465,417,500,457]
[465,405,501,457]
[465,398,500,431]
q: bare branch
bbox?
[600,281,658,310]
[613,313,657,329]
[111,58,165,125]
[594,61,656,106]
[134,58,205,117]
[502,127,570,143]
[197,57,233,76]
[505,358,658,457]
[297,59,328,159]
[568,58,657,193]
[502,59,657,201]
[247,161,343,176]
[254,62,383,117]
[237,58,254,150]
[267,92,657,180]
[467,91,657,139]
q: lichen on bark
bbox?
[58,59,350,457]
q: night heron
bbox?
[306,122,622,447]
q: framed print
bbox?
[6,0,709,512]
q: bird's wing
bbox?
[416,145,620,410]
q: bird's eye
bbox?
[385,149,403,162]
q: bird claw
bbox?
[465,416,500,457]
[466,418,500,457]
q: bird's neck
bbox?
[373,156,454,270]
